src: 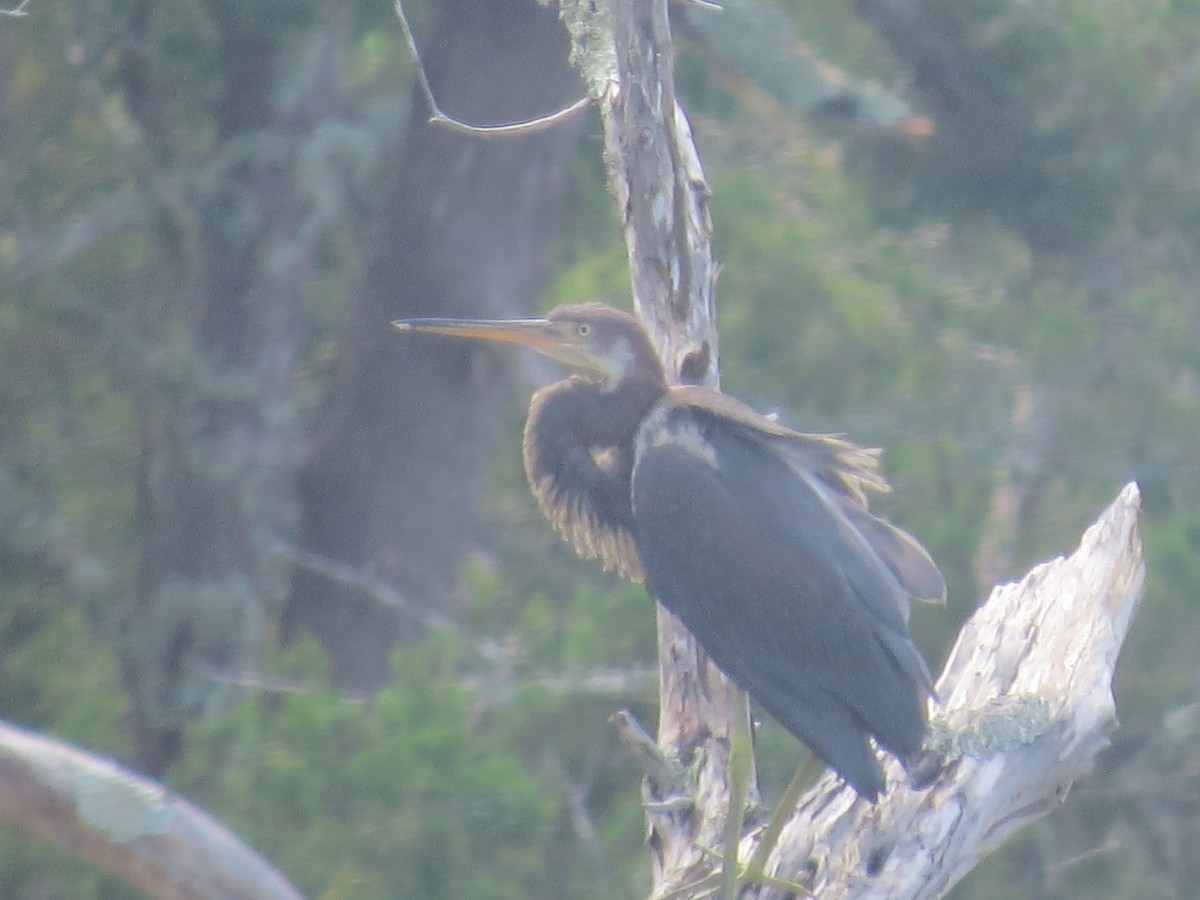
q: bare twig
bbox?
[196,659,654,704]
[278,540,654,701]
[1,0,30,16]
[275,540,453,630]
[610,710,683,793]
[392,0,590,137]
[531,667,656,698]
[190,662,357,699]
[9,191,157,283]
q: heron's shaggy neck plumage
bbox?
[523,371,666,582]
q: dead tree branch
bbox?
[0,720,303,900]
[590,1,1145,896]
[588,0,755,894]
[751,482,1144,899]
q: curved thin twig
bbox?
[393,0,591,138]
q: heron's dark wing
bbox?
[671,386,946,605]
[669,386,887,506]
[841,505,946,604]
[632,396,935,798]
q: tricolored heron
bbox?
[394,302,943,800]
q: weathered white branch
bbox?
[751,483,1145,899]
[589,0,753,893]
[0,720,303,900]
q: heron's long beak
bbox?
[393,316,594,370]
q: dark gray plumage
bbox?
[394,303,944,800]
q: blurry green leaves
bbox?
[685,0,915,129]
[549,237,630,309]
[0,604,127,753]
[122,578,259,729]
[561,583,654,675]
[463,554,655,691]
[1125,510,1200,703]
[710,167,971,424]
[174,630,641,900]
[201,0,315,39]
[853,0,1200,253]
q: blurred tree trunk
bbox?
[120,0,342,776]
[281,0,586,691]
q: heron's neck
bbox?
[558,373,666,447]
[522,373,666,573]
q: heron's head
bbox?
[393,302,665,387]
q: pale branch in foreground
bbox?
[0,720,303,900]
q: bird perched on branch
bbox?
[394,302,944,800]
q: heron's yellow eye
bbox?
[576,323,591,337]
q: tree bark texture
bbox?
[592,0,757,892]
[282,0,586,692]
[0,719,303,900]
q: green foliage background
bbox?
[4,0,1200,897]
